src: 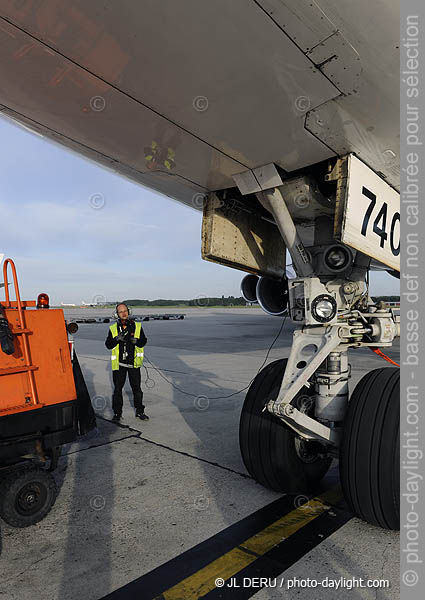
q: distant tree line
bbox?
[124,296,247,307]
[124,299,187,307]
[122,295,400,307]
[187,296,246,307]
[371,296,400,302]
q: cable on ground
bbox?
[143,316,288,400]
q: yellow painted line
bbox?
[162,548,256,600]
[319,484,343,507]
[159,491,339,600]
[241,498,327,555]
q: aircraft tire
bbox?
[239,358,332,492]
[340,367,399,530]
[0,466,57,528]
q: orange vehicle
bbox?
[0,258,95,527]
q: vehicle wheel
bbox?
[340,367,399,529]
[0,467,57,527]
[239,358,332,492]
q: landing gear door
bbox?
[331,154,400,272]
[201,193,286,279]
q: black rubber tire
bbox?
[239,358,332,492]
[340,367,399,530]
[0,466,57,528]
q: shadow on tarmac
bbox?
[57,362,115,600]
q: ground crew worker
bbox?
[105,303,149,422]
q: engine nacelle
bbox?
[240,274,259,303]
[256,277,288,317]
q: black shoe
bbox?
[112,414,121,423]
[136,411,149,421]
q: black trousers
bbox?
[112,366,144,416]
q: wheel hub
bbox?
[16,482,47,516]
[294,438,321,463]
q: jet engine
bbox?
[240,274,288,316]
[240,274,259,304]
[256,277,289,317]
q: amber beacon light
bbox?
[37,293,50,309]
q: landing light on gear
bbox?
[311,294,337,323]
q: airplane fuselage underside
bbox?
[0,0,399,207]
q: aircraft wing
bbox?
[0,1,399,210]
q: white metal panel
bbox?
[232,170,262,196]
[258,2,362,95]
[0,19,244,194]
[306,31,362,95]
[0,0,400,204]
[0,0,339,178]
[259,0,400,189]
[339,155,400,272]
[255,0,337,51]
[303,0,400,189]
[233,164,283,195]
[306,98,400,190]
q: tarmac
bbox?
[0,307,400,600]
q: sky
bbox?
[0,116,399,305]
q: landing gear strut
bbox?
[235,160,400,530]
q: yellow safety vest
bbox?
[109,322,144,371]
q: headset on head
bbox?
[114,302,132,320]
